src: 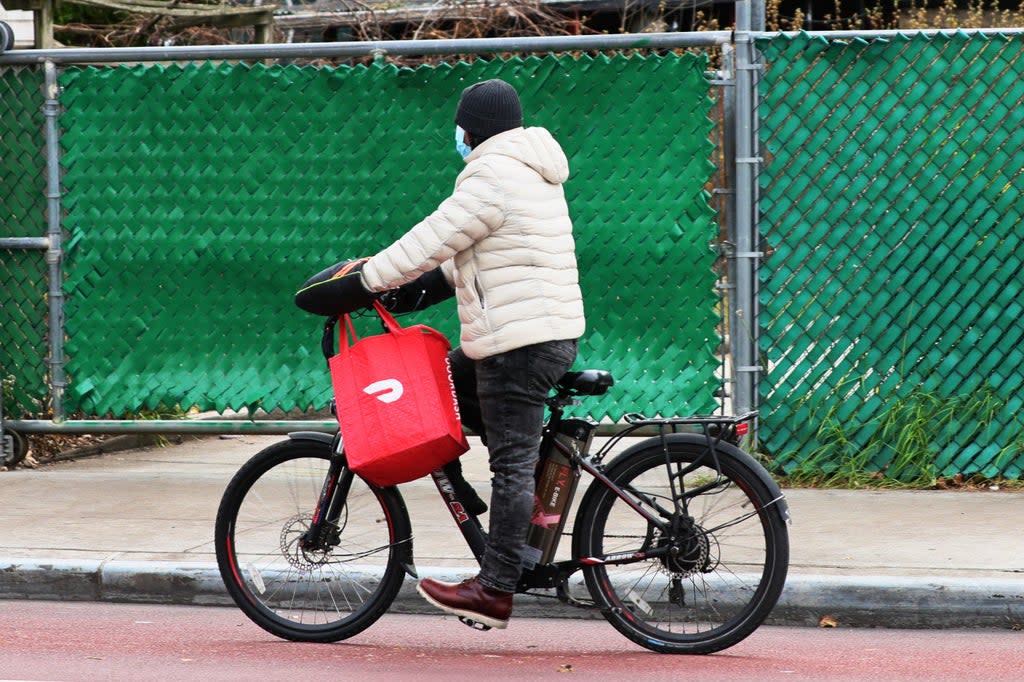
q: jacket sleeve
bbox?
[361,162,505,292]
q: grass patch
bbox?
[770,385,1024,489]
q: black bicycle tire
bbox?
[215,438,410,642]
[1,428,28,467]
[573,438,789,654]
[0,21,13,53]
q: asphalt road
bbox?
[1,601,1022,681]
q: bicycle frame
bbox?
[430,466,489,556]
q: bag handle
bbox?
[320,299,404,360]
[371,299,402,333]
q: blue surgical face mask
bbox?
[455,125,472,159]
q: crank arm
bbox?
[576,545,669,567]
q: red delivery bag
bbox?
[329,301,469,486]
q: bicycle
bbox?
[215,317,791,655]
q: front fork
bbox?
[293,432,418,579]
[300,433,352,552]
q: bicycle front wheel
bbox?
[574,435,789,654]
[215,438,411,642]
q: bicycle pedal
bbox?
[458,616,492,631]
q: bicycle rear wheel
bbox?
[574,435,789,654]
[215,438,411,642]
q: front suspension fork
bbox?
[300,434,353,551]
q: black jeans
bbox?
[448,338,578,593]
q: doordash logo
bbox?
[363,379,404,403]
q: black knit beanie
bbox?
[455,79,523,142]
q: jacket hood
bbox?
[467,126,570,185]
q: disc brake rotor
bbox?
[281,514,332,570]
[660,522,719,577]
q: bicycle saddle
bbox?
[557,369,614,396]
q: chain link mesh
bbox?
[55,54,719,420]
[0,65,48,418]
[11,33,1022,482]
[757,32,1024,480]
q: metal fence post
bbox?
[718,43,738,414]
[732,1,763,420]
[43,60,66,422]
[751,0,766,31]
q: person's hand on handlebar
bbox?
[294,258,378,317]
[379,268,455,314]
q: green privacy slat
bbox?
[0,65,49,417]
[758,32,1024,480]
[56,54,718,422]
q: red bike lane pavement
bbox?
[2,601,1023,681]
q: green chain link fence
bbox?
[0,65,48,418]
[50,53,718,421]
[757,32,1024,480]
[6,31,1024,482]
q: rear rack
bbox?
[590,411,758,465]
[621,411,758,429]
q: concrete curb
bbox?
[44,434,165,463]
[0,558,227,605]
[2,557,1022,629]
[771,573,1024,629]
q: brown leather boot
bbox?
[416,576,513,629]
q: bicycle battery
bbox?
[522,417,596,568]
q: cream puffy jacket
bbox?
[361,126,585,360]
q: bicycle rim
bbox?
[215,440,408,642]
[577,441,788,654]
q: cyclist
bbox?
[299,78,585,629]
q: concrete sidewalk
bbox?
[1,435,1022,629]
